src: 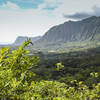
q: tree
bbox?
[0,39,39,99]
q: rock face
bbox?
[14,36,41,46]
[36,16,100,46]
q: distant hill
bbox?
[13,36,41,46]
[34,16,100,51]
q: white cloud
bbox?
[38,4,46,9]
[2,1,20,9]
[38,0,61,10]
[53,0,100,19]
[44,0,60,2]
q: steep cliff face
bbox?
[37,16,100,45]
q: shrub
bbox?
[0,40,100,100]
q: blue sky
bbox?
[0,0,100,43]
[0,0,61,10]
[0,0,43,9]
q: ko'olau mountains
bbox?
[1,16,100,52]
[33,16,100,52]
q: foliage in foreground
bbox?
[0,39,100,100]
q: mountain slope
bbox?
[34,16,100,51]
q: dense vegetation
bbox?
[34,47,100,85]
[0,39,100,100]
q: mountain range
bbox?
[33,16,100,52]
[1,16,100,52]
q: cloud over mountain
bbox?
[64,6,100,20]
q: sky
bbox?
[0,0,100,44]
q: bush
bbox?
[0,39,100,100]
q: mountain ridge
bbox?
[1,16,100,52]
[33,16,100,51]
